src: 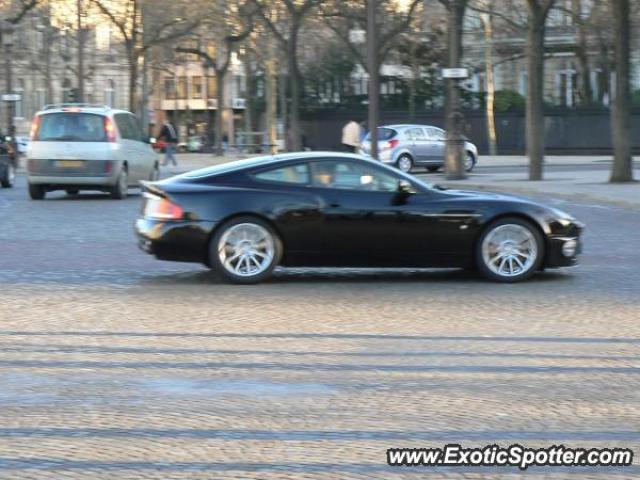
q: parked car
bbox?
[135,152,583,284]
[186,135,204,152]
[359,124,478,173]
[0,137,16,188]
[27,104,160,200]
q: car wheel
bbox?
[0,163,15,188]
[149,163,160,181]
[111,167,128,199]
[464,151,476,172]
[28,183,45,200]
[426,166,440,173]
[396,154,413,173]
[65,188,79,195]
[476,217,544,283]
[209,216,282,284]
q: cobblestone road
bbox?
[0,174,639,479]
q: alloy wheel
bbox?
[464,152,475,172]
[481,223,538,278]
[397,155,412,173]
[218,223,275,278]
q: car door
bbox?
[425,127,446,163]
[405,127,430,163]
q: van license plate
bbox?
[55,160,84,168]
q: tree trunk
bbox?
[279,71,287,150]
[444,0,466,180]
[215,69,226,156]
[128,48,138,113]
[76,0,85,102]
[572,0,591,105]
[408,39,417,122]
[287,30,302,151]
[244,51,253,151]
[266,55,278,155]
[481,12,497,156]
[526,5,546,181]
[367,0,379,159]
[609,0,633,182]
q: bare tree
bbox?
[250,0,326,151]
[176,1,254,155]
[609,0,633,182]
[91,0,201,113]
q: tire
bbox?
[426,166,440,173]
[476,217,544,283]
[28,183,46,200]
[149,163,160,181]
[209,216,282,284]
[110,167,128,199]
[464,151,477,172]
[396,154,413,173]
[65,188,79,195]
[0,163,15,188]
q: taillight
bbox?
[143,194,184,220]
[104,117,117,142]
[30,116,41,141]
[386,139,399,150]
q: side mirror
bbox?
[397,180,415,195]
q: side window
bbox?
[427,128,445,141]
[127,115,145,142]
[254,163,310,184]
[114,114,131,140]
[311,160,399,192]
[406,128,426,141]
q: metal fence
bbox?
[300,108,640,155]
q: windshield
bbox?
[35,113,107,142]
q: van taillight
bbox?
[104,117,117,142]
[143,194,184,220]
[30,116,41,141]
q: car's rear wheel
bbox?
[426,166,440,173]
[464,151,476,172]
[111,167,128,199]
[28,183,45,200]
[476,217,544,283]
[209,216,282,284]
[396,154,413,173]
[0,163,15,188]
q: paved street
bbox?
[0,171,639,479]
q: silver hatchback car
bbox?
[359,124,478,173]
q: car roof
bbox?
[37,104,132,116]
[382,124,442,130]
[178,151,387,179]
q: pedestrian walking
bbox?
[159,117,179,167]
[341,119,361,153]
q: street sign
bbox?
[2,93,21,101]
[442,68,469,79]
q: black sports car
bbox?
[135,152,583,283]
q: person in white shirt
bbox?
[342,120,361,153]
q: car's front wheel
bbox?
[476,217,544,282]
[464,151,477,172]
[396,154,413,173]
[0,163,15,188]
[209,216,282,284]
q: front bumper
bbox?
[135,217,217,264]
[545,221,584,268]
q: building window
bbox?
[207,76,217,98]
[105,79,115,107]
[165,78,176,100]
[192,76,203,99]
[177,76,188,99]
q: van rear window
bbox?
[35,113,107,142]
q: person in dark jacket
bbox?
[158,118,179,166]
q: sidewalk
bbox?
[437,168,640,210]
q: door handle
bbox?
[328,202,341,208]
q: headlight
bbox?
[562,239,578,257]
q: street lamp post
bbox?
[366,0,379,160]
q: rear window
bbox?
[35,113,107,142]
[365,128,396,141]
